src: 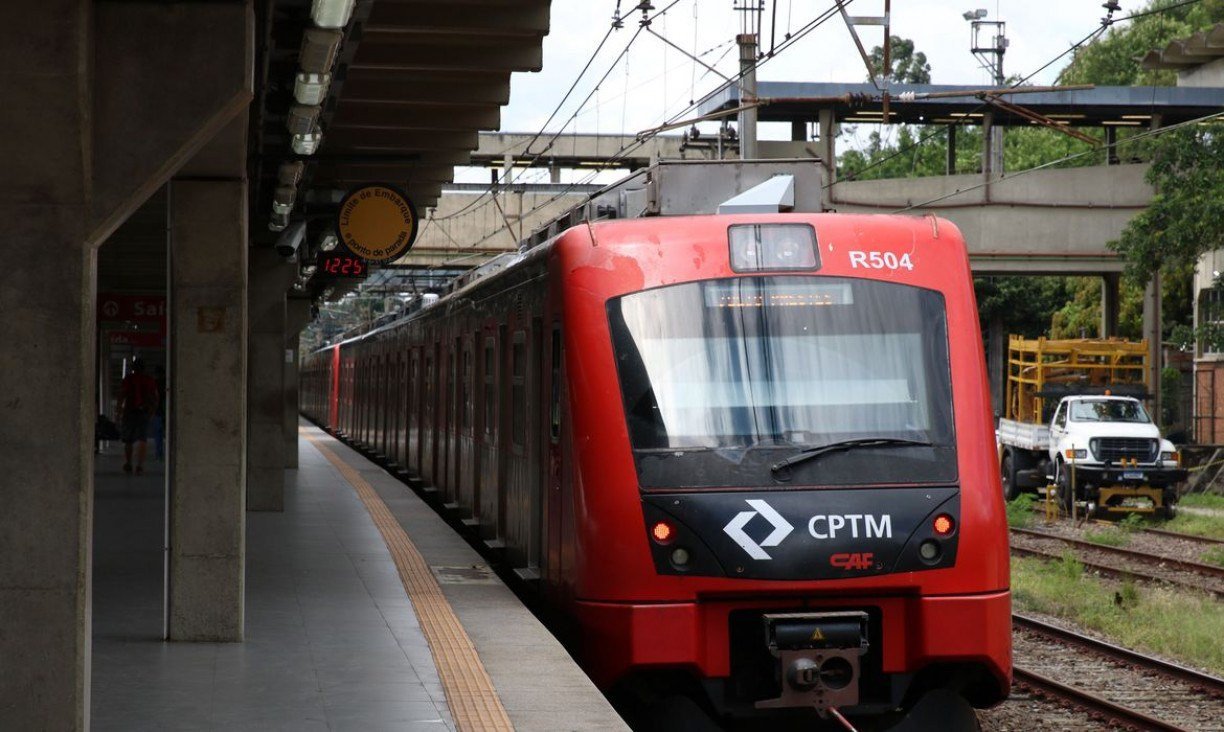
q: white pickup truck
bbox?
[998,395,1184,514]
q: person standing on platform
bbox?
[116,357,159,475]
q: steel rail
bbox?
[1143,526,1224,546]
[1013,614,1224,696]
[1012,527,1224,580]
[1012,667,1187,732]
[1008,545,1224,600]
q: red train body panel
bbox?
[302,213,1011,724]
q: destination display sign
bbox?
[335,183,418,263]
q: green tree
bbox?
[868,37,931,84]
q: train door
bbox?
[545,323,564,584]
[524,318,545,576]
[505,328,529,566]
[479,331,500,542]
[422,344,435,483]
[395,349,406,469]
[409,347,420,474]
[458,335,476,515]
[442,336,458,505]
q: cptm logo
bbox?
[830,552,875,571]
[723,499,794,560]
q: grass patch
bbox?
[1006,494,1036,529]
[1011,555,1224,675]
[1203,546,1224,568]
[1083,528,1129,547]
[1161,511,1224,541]
[1180,493,1224,510]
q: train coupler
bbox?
[754,612,869,713]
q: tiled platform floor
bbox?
[91,440,454,731]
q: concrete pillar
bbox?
[1101,273,1121,338]
[1104,126,1118,165]
[549,164,561,184]
[284,298,312,469]
[946,125,957,175]
[168,179,247,641]
[982,111,995,194]
[818,108,837,210]
[0,6,93,729]
[1144,274,1163,422]
[989,314,1006,417]
[247,250,293,511]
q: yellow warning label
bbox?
[810,628,825,641]
[336,184,418,263]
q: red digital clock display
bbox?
[318,254,367,277]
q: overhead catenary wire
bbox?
[444,0,857,254]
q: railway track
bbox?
[1010,527,1224,598]
[1010,614,1224,731]
[1142,526,1224,546]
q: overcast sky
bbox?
[454,1,1122,183]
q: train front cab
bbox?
[557,215,1011,728]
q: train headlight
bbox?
[918,540,942,562]
[651,521,675,544]
[670,547,690,567]
[729,224,820,272]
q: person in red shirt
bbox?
[116,358,159,475]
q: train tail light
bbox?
[651,521,674,544]
[933,514,955,536]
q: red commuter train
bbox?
[302,213,1011,729]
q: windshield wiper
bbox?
[770,438,934,474]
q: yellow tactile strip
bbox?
[305,431,515,732]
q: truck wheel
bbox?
[1055,461,1074,512]
[1001,454,1019,501]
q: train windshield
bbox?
[607,276,956,488]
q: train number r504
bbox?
[848,250,914,271]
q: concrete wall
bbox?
[1180,57,1224,87]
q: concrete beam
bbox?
[89,1,253,247]
[332,103,501,131]
[352,40,544,74]
[326,128,480,151]
[366,2,550,37]
[168,179,247,641]
[246,250,296,512]
[284,299,312,470]
[341,77,510,107]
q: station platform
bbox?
[91,422,627,731]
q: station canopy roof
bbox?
[254,0,551,240]
[697,81,1224,128]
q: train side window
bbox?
[461,340,473,433]
[550,327,562,443]
[511,331,527,448]
[483,337,496,438]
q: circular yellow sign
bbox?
[336,184,418,262]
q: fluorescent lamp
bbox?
[1121,115,1152,120]
[1102,120,1142,126]
[300,29,342,74]
[292,132,322,155]
[311,0,355,29]
[294,73,331,105]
